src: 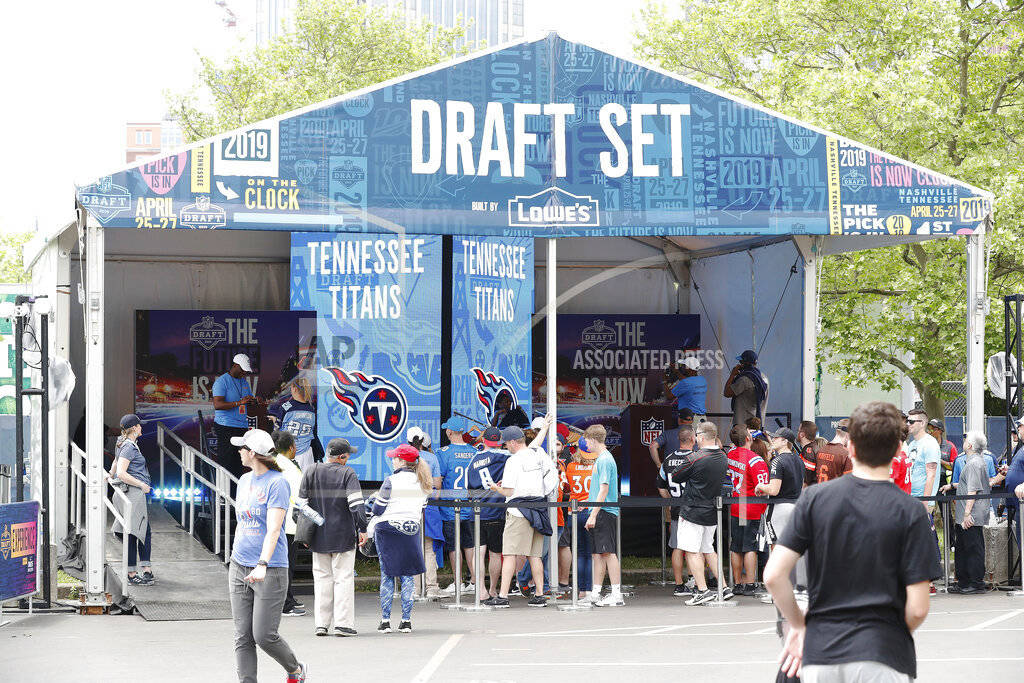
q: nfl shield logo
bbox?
[640,418,664,447]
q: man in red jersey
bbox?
[727,424,770,596]
[890,423,913,493]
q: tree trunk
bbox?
[921,384,946,424]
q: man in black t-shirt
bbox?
[656,425,696,595]
[765,401,937,682]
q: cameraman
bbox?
[664,357,707,422]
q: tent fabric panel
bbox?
[76,34,991,239]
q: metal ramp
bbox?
[107,502,231,621]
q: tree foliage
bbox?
[168,0,468,142]
[638,0,1024,418]
[0,231,33,283]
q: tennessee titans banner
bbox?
[290,232,442,480]
[77,35,991,238]
[451,236,534,426]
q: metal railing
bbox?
[69,443,133,592]
[156,422,238,560]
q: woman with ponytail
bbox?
[365,444,432,634]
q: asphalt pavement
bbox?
[3,587,1023,682]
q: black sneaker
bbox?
[507,585,523,597]
[142,571,156,583]
[377,621,392,634]
[315,627,328,637]
[685,589,716,606]
[398,620,412,633]
[527,595,547,607]
[484,596,511,608]
[335,627,357,636]
[282,607,306,617]
[731,584,748,596]
[673,584,690,597]
[127,574,153,586]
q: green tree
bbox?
[638,0,1024,419]
[0,231,33,283]
[168,0,468,141]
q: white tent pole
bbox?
[85,220,106,600]
[546,238,558,594]
[802,240,818,420]
[966,227,987,433]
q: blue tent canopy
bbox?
[76,33,992,238]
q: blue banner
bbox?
[291,232,442,480]
[0,501,38,601]
[77,35,991,238]
[451,236,534,426]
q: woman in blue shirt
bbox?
[228,428,306,683]
[269,376,319,470]
[109,414,154,586]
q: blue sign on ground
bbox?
[77,35,991,237]
[0,501,38,601]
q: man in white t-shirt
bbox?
[484,419,558,609]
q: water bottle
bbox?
[296,500,325,526]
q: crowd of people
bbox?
[104,349,1024,682]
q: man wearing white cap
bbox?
[213,353,256,479]
[666,356,707,422]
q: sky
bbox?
[0,0,650,236]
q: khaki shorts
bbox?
[502,514,545,557]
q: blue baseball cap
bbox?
[736,349,758,363]
[501,426,525,442]
[441,416,468,432]
[119,414,142,430]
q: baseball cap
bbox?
[482,427,502,446]
[230,428,275,456]
[232,353,252,372]
[388,444,420,462]
[736,350,758,364]
[501,426,525,442]
[577,437,602,459]
[441,416,468,432]
[678,407,695,422]
[769,427,797,443]
[681,356,700,371]
[530,416,547,430]
[406,425,432,448]
[119,414,142,430]
[327,438,358,456]
[927,418,945,432]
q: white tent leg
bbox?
[546,238,558,593]
[85,221,106,600]
[793,237,820,420]
[966,229,986,433]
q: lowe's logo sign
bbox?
[507,187,599,228]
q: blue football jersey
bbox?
[436,443,478,521]
[467,448,510,521]
[274,399,316,455]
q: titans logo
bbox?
[471,367,518,424]
[325,367,408,442]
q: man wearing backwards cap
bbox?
[213,353,257,480]
[466,426,513,600]
[436,417,480,596]
[724,350,770,427]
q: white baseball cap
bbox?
[406,425,431,448]
[232,353,252,372]
[530,416,547,430]
[230,429,275,456]
[681,356,700,371]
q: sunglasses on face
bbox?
[907,419,924,424]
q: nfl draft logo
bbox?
[471,367,517,423]
[189,316,227,350]
[326,367,407,442]
[582,319,616,351]
[640,417,664,447]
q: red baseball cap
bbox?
[388,444,420,462]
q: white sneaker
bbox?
[461,582,475,594]
[441,582,459,596]
[580,591,601,604]
[596,593,625,607]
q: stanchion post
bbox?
[559,498,592,611]
[1008,509,1024,598]
[460,504,492,611]
[705,496,737,608]
[414,512,431,602]
[615,508,633,595]
[650,503,671,586]
[443,502,464,611]
[941,496,951,593]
